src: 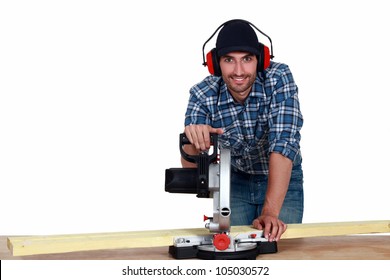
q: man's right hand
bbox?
[184,124,224,151]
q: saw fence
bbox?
[6,220,390,257]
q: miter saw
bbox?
[164,133,277,260]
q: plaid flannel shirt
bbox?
[184,61,303,175]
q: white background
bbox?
[1,0,389,236]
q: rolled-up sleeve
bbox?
[267,65,303,162]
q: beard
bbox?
[222,73,257,102]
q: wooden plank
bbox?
[7,220,390,256]
[282,220,390,239]
[3,235,390,260]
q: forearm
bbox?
[262,152,293,217]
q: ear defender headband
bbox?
[202,19,274,76]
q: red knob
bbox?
[213,233,230,251]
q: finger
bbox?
[252,219,263,230]
[195,126,208,151]
[263,221,272,241]
[198,125,216,150]
[277,222,287,241]
[209,127,224,135]
[272,220,288,242]
[184,126,194,144]
[274,221,284,242]
[202,128,211,150]
[268,221,279,242]
[185,126,200,150]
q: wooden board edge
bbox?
[7,220,390,256]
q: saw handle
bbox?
[179,133,218,164]
[179,132,218,198]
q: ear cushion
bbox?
[206,44,271,76]
[259,43,271,70]
[206,48,221,76]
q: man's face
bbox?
[219,51,258,104]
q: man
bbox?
[181,20,303,242]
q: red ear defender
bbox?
[206,51,215,75]
[257,43,271,71]
[205,48,222,76]
[263,45,271,70]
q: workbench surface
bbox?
[1,235,389,260]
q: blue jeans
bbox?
[230,162,304,226]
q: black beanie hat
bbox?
[216,20,260,57]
